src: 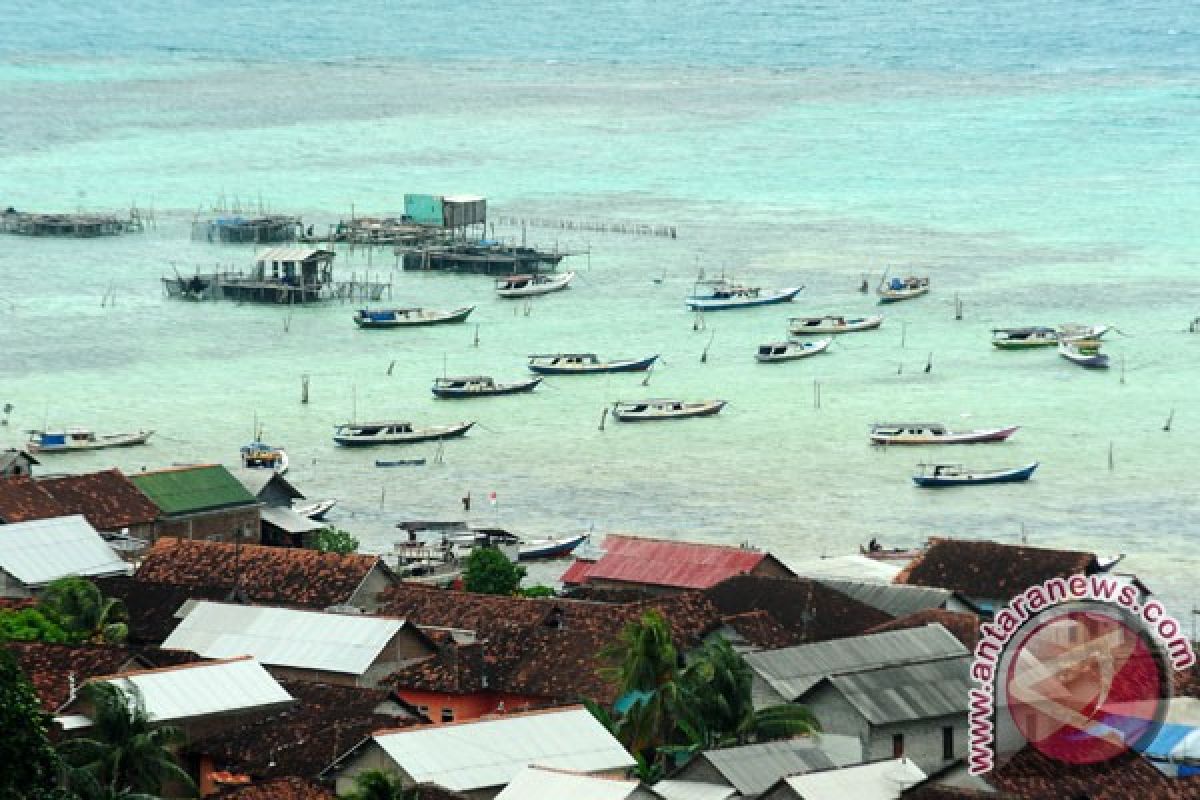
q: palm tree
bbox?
[57,682,194,799]
[341,769,412,800]
[38,577,128,644]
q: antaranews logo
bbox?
[968,574,1196,775]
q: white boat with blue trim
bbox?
[756,337,832,363]
[685,279,803,311]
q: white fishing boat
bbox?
[1058,338,1110,369]
[685,278,803,311]
[1057,323,1110,341]
[527,353,658,375]
[755,337,832,363]
[241,442,289,474]
[612,399,726,422]
[293,499,337,521]
[353,306,474,328]
[991,327,1059,349]
[788,315,884,335]
[869,422,1019,445]
[333,420,474,446]
[518,532,590,561]
[432,375,542,398]
[877,275,930,303]
[495,271,575,297]
[26,428,153,454]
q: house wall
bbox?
[669,757,734,789]
[759,783,803,800]
[154,507,261,545]
[800,683,871,752]
[394,689,547,724]
[333,742,415,796]
[0,568,32,599]
[349,564,398,611]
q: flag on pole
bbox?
[488,491,498,507]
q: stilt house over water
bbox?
[163,247,389,304]
[2,208,144,236]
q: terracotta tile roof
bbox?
[895,538,1098,602]
[96,575,228,645]
[190,680,421,781]
[703,575,893,644]
[986,746,1200,799]
[865,610,981,650]
[0,476,64,523]
[391,640,486,695]
[720,610,800,649]
[37,469,159,531]
[6,641,134,709]
[561,534,781,590]
[211,777,336,800]
[135,538,387,609]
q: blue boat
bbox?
[912,461,1039,488]
[685,279,803,311]
[527,353,658,375]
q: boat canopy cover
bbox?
[889,277,905,289]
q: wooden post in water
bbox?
[598,407,608,431]
[901,321,908,348]
[473,324,480,347]
[955,294,963,320]
[1164,408,1174,432]
[301,374,309,404]
[1108,441,1114,471]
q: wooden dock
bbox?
[1,209,144,237]
[192,213,301,244]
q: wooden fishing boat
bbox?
[495,271,575,297]
[293,499,337,521]
[334,420,474,446]
[912,461,1039,487]
[860,544,922,561]
[1058,338,1110,369]
[877,276,930,303]
[1058,323,1110,340]
[518,532,589,561]
[788,315,884,335]
[26,428,153,453]
[527,353,658,375]
[991,327,1058,349]
[869,422,1019,445]
[612,399,726,422]
[241,442,288,474]
[375,458,427,467]
[685,279,803,311]
[755,337,832,363]
[432,375,542,398]
[353,306,474,328]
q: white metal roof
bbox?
[255,247,330,262]
[161,601,405,675]
[650,782,736,800]
[0,514,129,586]
[779,758,926,800]
[72,657,292,723]
[788,554,903,583]
[494,766,640,800]
[260,505,324,534]
[373,707,635,791]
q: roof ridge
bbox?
[372,703,586,736]
[86,653,256,684]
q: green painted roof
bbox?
[130,465,257,515]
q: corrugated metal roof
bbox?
[744,625,967,703]
[561,535,768,590]
[821,656,972,725]
[0,514,129,586]
[780,758,926,800]
[695,739,837,795]
[260,505,324,534]
[373,707,635,791]
[130,465,256,515]
[649,782,736,800]
[254,247,330,262]
[161,601,404,675]
[85,657,292,722]
[494,766,639,800]
[789,555,902,583]
[817,579,951,617]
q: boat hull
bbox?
[294,499,337,521]
[870,426,1019,445]
[334,421,475,446]
[756,338,832,363]
[528,355,658,375]
[913,462,1039,487]
[612,401,726,422]
[518,533,589,560]
[353,306,474,328]
[496,272,575,297]
[28,431,154,453]
[686,286,802,311]
[432,378,542,398]
[375,459,427,467]
[788,317,883,335]
[877,287,929,303]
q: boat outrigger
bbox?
[432,375,542,398]
[912,461,1039,487]
[495,271,575,297]
[788,315,883,335]
[685,278,803,311]
[755,337,832,363]
[612,399,726,422]
[352,306,474,328]
[26,428,153,454]
[869,422,1019,445]
[876,275,930,303]
[333,420,475,446]
[527,353,658,375]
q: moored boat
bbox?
[527,353,658,375]
[860,544,922,561]
[241,442,288,474]
[26,428,153,454]
[869,422,1019,445]
[495,271,575,297]
[788,315,884,335]
[612,399,726,422]
[755,337,832,363]
[432,375,542,398]
[293,499,337,521]
[991,327,1058,349]
[685,279,803,311]
[1057,323,1110,341]
[1058,338,1110,369]
[353,306,474,328]
[876,276,930,303]
[518,532,590,561]
[912,461,1039,487]
[333,420,475,446]
[375,458,427,467]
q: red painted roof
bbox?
[560,534,770,590]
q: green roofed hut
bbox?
[130,464,261,545]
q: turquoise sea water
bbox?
[1,2,1197,614]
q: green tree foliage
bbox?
[0,606,77,643]
[0,648,61,800]
[58,682,195,799]
[314,527,360,555]
[462,548,526,595]
[518,585,556,598]
[340,769,412,800]
[39,577,128,644]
